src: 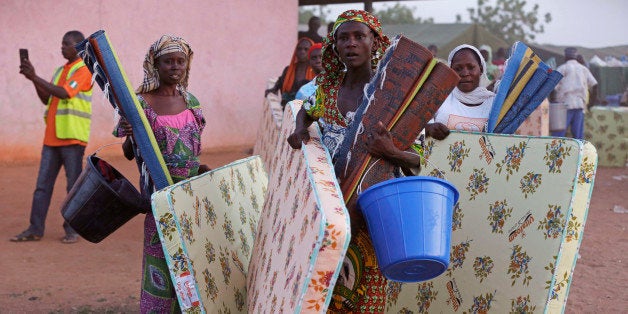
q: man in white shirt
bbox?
[551,47,598,139]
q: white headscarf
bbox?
[479,44,493,64]
[448,44,488,79]
[448,44,494,104]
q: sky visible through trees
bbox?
[301,0,627,48]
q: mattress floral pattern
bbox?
[247,101,350,313]
[253,83,284,176]
[384,131,597,313]
[153,105,597,313]
[584,106,627,167]
[515,98,550,136]
[151,156,268,313]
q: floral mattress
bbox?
[151,156,267,313]
[247,100,351,312]
[253,83,284,175]
[585,106,626,167]
[383,131,597,313]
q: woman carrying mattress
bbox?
[113,35,209,313]
[288,10,421,312]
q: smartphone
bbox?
[19,48,29,62]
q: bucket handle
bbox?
[91,141,125,156]
[356,157,382,195]
[356,151,449,195]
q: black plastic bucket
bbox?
[61,155,147,243]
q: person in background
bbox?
[298,16,323,43]
[288,10,420,312]
[11,30,93,244]
[327,21,335,35]
[113,35,209,312]
[425,44,495,140]
[295,42,323,100]
[551,47,598,139]
[492,46,508,77]
[576,54,595,105]
[576,54,589,68]
[428,43,445,63]
[479,44,502,82]
[493,47,507,66]
[428,44,438,56]
[265,37,316,108]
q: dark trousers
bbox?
[27,145,85,236]
[551,108,585,139]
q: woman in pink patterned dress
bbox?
[114,35,208,313]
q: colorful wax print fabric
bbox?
[383,131,597,313]
[136,94,204,182]
[585,106,627,167]
[247,101,351,313]
[151,156,268,313]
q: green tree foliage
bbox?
[456,0,551,44]
[374,3,434,25]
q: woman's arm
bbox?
[287,106,317,149]
[117,119,136,161]
[366,121,421,173]
[265,66,289,96]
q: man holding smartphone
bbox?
[12,30,93,244]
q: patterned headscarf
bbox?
[309,10,390,127]
[136,35,193,94]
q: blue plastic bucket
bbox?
[357,176,459,282]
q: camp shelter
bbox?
[528,43,628,100]
[527,43,628,65]
[589,64,628,100]
[383,23,509,60]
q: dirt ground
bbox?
[0,148,626,313]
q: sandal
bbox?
[10,232,41,242]
[61,234,78,244]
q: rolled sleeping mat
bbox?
[333,35,459,209]
[76,30,172,189]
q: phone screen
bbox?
[19,48,29,62]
